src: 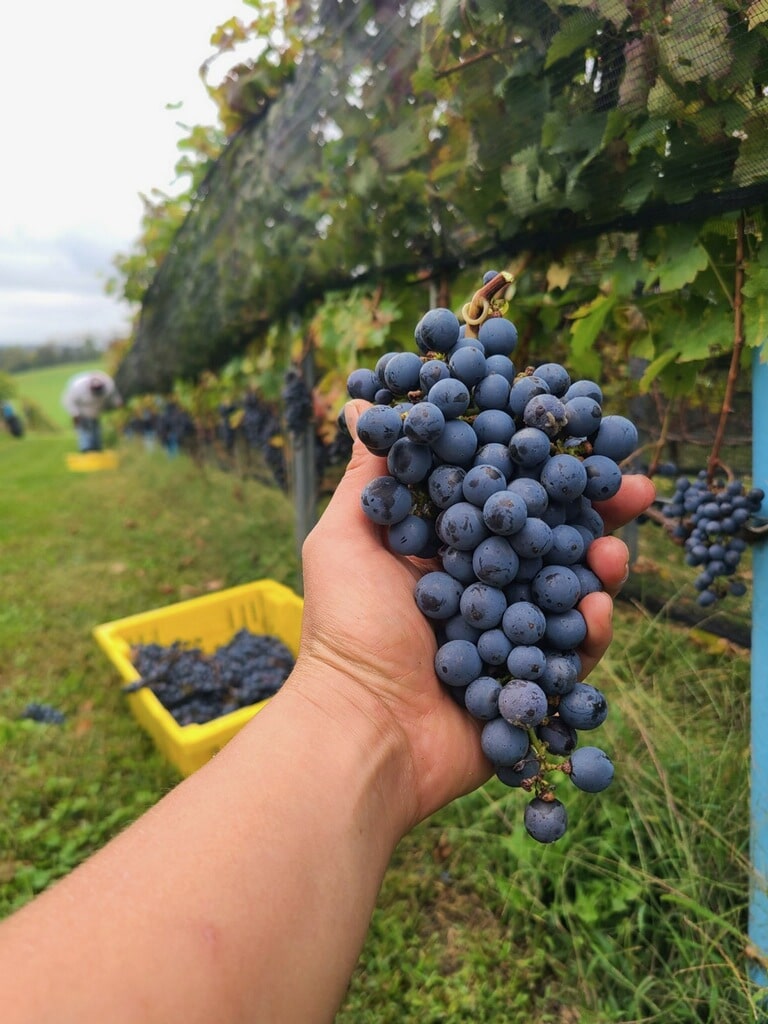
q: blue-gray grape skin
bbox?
[524,798,568,843]
[664,472,764,608]
[568,746,615,793]
[349,272,642,842]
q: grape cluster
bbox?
[662,471,764,607]
[282,368,314,437]
[20,702,66,725]
[347,273,638,843]
[126,628,295,726]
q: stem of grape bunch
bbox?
[461,271,515,337]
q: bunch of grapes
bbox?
[346,272,639,843]
[662,471,764,608]
[126,629,295,726]
[282,368,314,437]
[20,702,66,725]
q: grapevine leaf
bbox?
[564,0,629,28]
[411,52,438,93]
[546,262,572,291]
[646,77,686,119]
[733,113,768,186]
[672,314,730,363]
[747,1,768,29]
[566,292,617,377]
[646,229,709,292]
[544,11,601,69]
[657,0,733,84]
[500,145,539,210]
[371,118,427,171]
[637,348,680,391]
[743,264,768,348]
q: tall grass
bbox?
[338,608,760,1023]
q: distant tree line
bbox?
[0,339,105,374]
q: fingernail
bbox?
[620,562,630,585]
[340,401,360,441]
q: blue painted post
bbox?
[750,346,768,988]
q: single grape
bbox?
[464,676,502,719]
[356,405,403,454]
[568,746,615,793]
[481,717,530,766]
[498,679,548,728]
[414,571,464,620]
[524,797,568,843]
[360,476,412,525]
[501,601,547,646]
[434,639,483,687]
[558,681,608,730]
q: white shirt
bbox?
[62,371,122,419]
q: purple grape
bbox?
[524,797,568,843]
[568,746,615,793]
[414,571,464,620]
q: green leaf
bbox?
[658,0,733,84]
[638,348,680,391]
[733,114,768,186]
[371,117,427,171]
[544,11,601,69]
[747,1,768,30]
[565,0,630,27]
[744,265,768,349]
[500,144,539,211]
[567,292,617,376]
[671,313,730,363]
[647,77,685,119]
[646,229,709,292]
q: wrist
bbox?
[271,655,420,842]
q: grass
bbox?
[1,373,764,1021]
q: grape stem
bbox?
[462,272,515,338]
[707,211,745,485]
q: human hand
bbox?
[293,399,655,831]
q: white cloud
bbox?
[0,0,254,346]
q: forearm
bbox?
[0,663,412,1024]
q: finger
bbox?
[593,473,656,534]
[317,400,387,530]
[586,535,630,597]
[577,590,614,678]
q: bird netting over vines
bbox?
[116,0,768,397]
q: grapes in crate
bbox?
[125,629,295,726]
[346,271,641,843]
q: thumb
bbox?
[320,400,389,527]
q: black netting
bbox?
[116,0,768,396]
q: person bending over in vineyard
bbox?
[0,400,655,1024]
[61,370,122,453]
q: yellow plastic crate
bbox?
[93,579,304,776]
[66,450,120,472]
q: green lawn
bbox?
[1,367,763,1022]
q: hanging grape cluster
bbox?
[663,471,764,608]
[346,272,640,843]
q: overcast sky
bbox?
[0,0,253,347]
